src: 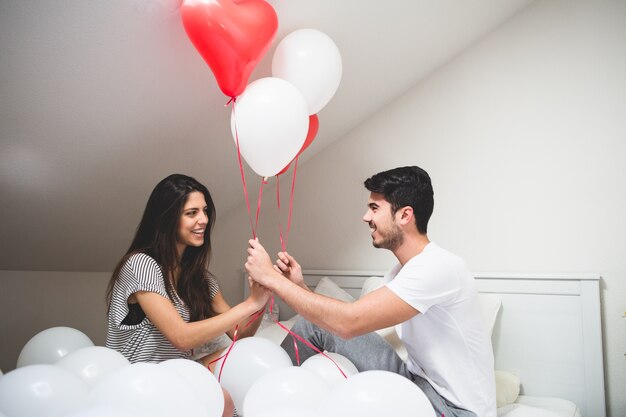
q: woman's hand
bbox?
[247,278,271,311]
[274,251,305,288]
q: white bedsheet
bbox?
[498,396,581,417]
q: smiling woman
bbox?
[104,173,271,417]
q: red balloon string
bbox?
[231,100,257,240]
[276,176,285,252]
[210,324,239,382]
[270,309,348,378]
[287,156,299,246]
[209,295,347,380]
[263,297,346,378]
[220,102,345,380]
[255,177,267,233]
[276,156,299,252]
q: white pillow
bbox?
[313,276,355,302]
[495,370,521,407]
[359,276,386,298]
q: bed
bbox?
[247,270,606,417]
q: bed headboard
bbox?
[244,270,606,417]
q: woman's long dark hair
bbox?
[106,174,217,321]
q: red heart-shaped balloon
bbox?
[181,0,278,98]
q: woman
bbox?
[106,174,269,417]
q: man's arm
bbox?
[245,239,419,339]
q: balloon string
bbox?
[256,177,267,233]
[209,305,266,381]
[210,295,347,379]
[271,310,348,379]
[211,325,239,382]
[276,157,298,252]
[265,293,346,378]
[276,176,285,252]
[287,156,299,247]
[232,100,256,239]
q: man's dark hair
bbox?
[364,166,434,234]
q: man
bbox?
[245,166,495,417]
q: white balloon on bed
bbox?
[17,326,94,367]
[243,366,329,417]
[319,370,437,417]
[55,346,129,387]
[0,364,89,417]
[300,351,358,387]
[90,363,205,417]
[63,406,140,417]
[213,336,292,415]
[160,358,224,417]
[250,406,324,417]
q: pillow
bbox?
[495,370,521,407]
[313,277,355,302]
[359,276,385,298]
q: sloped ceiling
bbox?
[0,0,534,271]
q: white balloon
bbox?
[231,77,309,177]
[319,370,437,417]
[272,28,342,114]
[300,351,358,387]
[89,363,205,417]
[17,326,94,368]
[251,406,324,417]
[243,366,329,417]
[160,358,224,417]
[0,364,89,417]
[55,346,129,387]
[63,406,139,417]
[213,337,292,414]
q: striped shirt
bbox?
[106,252,231,363]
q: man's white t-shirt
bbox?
[385,242,496,417]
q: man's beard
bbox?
[372,223,404,251]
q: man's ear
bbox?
[397,206,414,225]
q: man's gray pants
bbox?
[280,318,477,417]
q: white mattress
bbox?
[498,395,581,417]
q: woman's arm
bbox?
[134,287,267,351]
[211,279,269,340]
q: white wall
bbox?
[0,271,109,373]
[213,0,626,416]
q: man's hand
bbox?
[274,251,305,288]
[245,239,278,288]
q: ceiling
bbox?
[0,0,534,271]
